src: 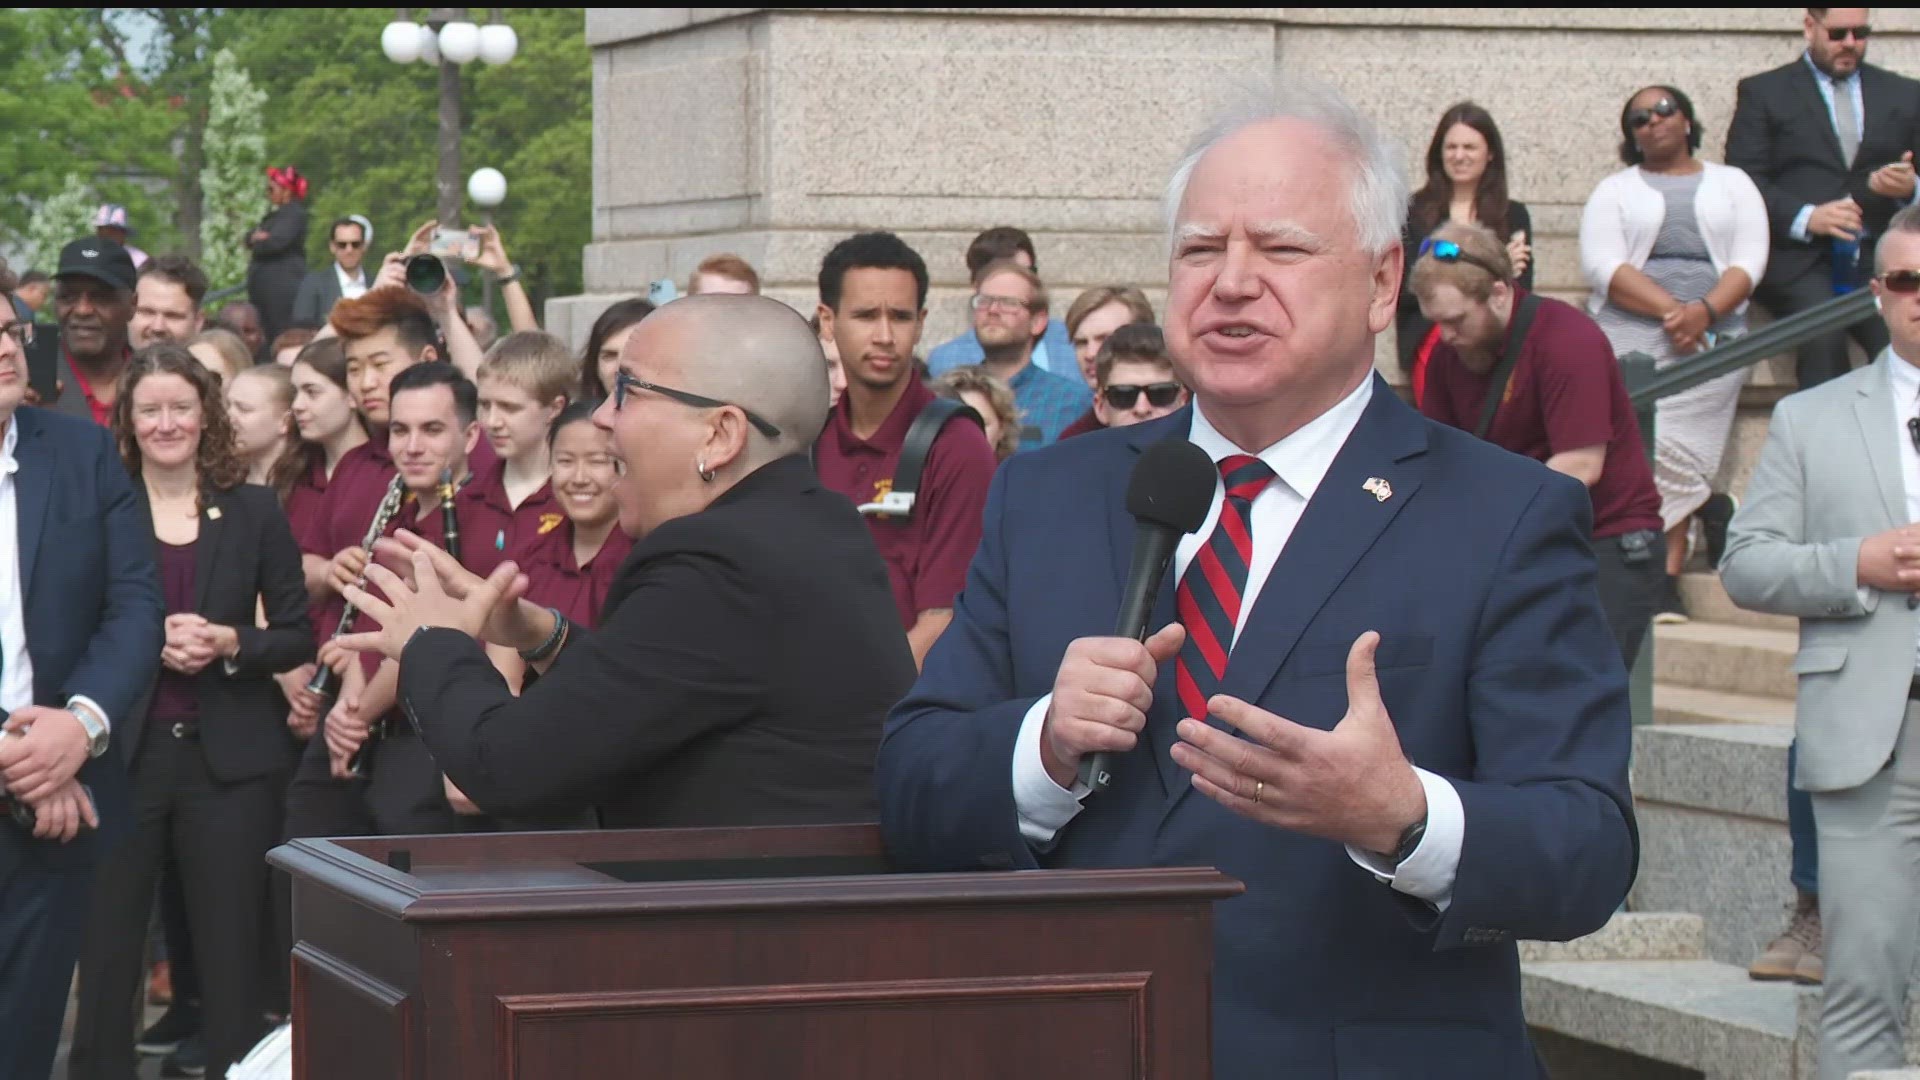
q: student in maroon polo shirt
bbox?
[813,232,997,668]
[1413,221,1666,666]
[513,402,635,631]
[466,330,570,559]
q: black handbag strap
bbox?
[892,398,984,519]
[1475,292,1542,440]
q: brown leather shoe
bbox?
[1750,891,1819,982]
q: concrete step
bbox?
[1654,683,1795,728]
[1521,912,1708,964]
[1521,958,1804,1080]
[1631,725,1796,967]
[1678,572,1798,634]
[1654,621,1797,700]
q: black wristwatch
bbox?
[1387,815,1428,867]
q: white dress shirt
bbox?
[1885,352,1920,668]
[336,263,368,302]
[1010,375,1467,909]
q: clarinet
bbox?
[312,472,407,776]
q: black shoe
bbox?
[1698,492,1738,570]
[161,1034,207,1078]
[1653,575,1689,626]
[137,1002,200,1056]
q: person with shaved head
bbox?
[334,295,915,828]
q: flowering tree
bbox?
[198,48,267,288]
[20,174,94,274]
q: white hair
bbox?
[1164,77,1409,257]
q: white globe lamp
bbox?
[438,21,481,65]
[418,24,441,64]
[380,21,424,64]
[477,23,518,65]
[468,168,507,209]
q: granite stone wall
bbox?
[552,7,1920,372]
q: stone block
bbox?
[1520,912,1707,963]
[1653,622,1796,700]
[1677,572,1797,635]
[1633,802,1793,967]
[1634,724,1793,823]
[1653,684,1794,728]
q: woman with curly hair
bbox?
[68,344,314,1080]
[930,365,1021,461]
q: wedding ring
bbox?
[1254,780,1264,805]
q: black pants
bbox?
[1754,269,1890,390]
[70,728,286,1080]
[1593,529,1667,670]
[0,857,91,1080]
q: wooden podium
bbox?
[269,824,1241,1080]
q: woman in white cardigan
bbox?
[1580,84,1768,623]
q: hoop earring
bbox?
[696,458,715,483]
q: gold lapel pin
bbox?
[1362,477,1392,503]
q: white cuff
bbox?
[1012,693,1089,845]
[1790,204,1815,244]
[67,694,110,734]
[1346,768,1465,913]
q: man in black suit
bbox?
[1727,6,1920,388]
[290,216,373,332]
[0,268,164,1079]
[337,296,915,828]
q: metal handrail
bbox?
[206,283,246,306]
[1623,287,1876,407]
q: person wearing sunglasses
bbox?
[1727,7,1920,390]
[1397,103,1533,405]
[1581,84,1769,627]
[1720,205,1920,1080]
[291,216,374,332]
[329,294,915,838]
[1084,322,1187,433]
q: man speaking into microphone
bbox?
[875,80,1636,1079]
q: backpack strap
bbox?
[859,398,984,522]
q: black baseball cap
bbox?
[54,238,136,293]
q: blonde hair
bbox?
[188,328,253,385]
[1408,220,1511,303]
[477,330,576,405]
[1065,286,1155,340]
[931,366,1021,461]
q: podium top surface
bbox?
[268,823,1243,924]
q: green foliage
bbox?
[21,175,96,274]
[0,8,591,308]
[199,48,267,287]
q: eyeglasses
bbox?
[971,294,1033,314]
[1825,24,1870,42]
[1102,382,1183,410]
[332,239,364,250]
[0,322,33,347]
[1416,237,1506,280]
[1879,270,1920,294]
[612,369,782,440]
[1628,98,1679,130]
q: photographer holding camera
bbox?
[372,220,536,378]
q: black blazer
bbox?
[1726,58,1920,288]
[135,483,312,783]
[397,454,917,828]
[290,265,367,331]
[1396,200,1532,374]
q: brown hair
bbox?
[478,330,576,405]
[327,286,438,357]
[578,297,655,399]
[114,343,247,498]
[972,259,1049,312]
[1093,323,1174,387]
[1407,102,1514,242]
[1065,286,1155,340]
[138,254,209,307]
[1408,221,1512,303]
[270,326,316,359]
[965,227,1038,276]
[930,366,1021,461]
[689,253,761,294]
[280,337,361,505]
[187,328,253,385]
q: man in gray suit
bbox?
[289,215,372,331]
[1722,203,1920,1080]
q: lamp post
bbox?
[381,9,518,228]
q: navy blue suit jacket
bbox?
[0,407,163,872]
[876,380,1638,1079]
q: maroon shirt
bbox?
[149,541,199,730]
[301,439,398,644]
[1057,408,1103,440]
[514,519,636,630]
[460,455,561,563]
[813,371,997,629]
[282,457,328,559]
[1421,291,1663,539]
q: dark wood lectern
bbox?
[269,824,1241,1080]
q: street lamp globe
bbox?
[418,23,441,65]
[468,168,507,209]
[381,20,424,64]
[477,23,518,65]
[438,20,481,65]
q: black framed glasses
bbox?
[1102,382,1183,410]
[612,369,782,440]
[1628,98,1679,130]
[1879,270,1920,294]
[1826,24,1870,42]
[1416,237,1506,280]
[0,321,33,347]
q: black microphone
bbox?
[1078,438,1218,793]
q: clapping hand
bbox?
[336,547,529,662]
[1169,632,1427,856]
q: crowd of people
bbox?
[0,6,1914,1080]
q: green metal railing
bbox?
[1617,287,1879,725]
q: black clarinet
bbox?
[321,473,408,778]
